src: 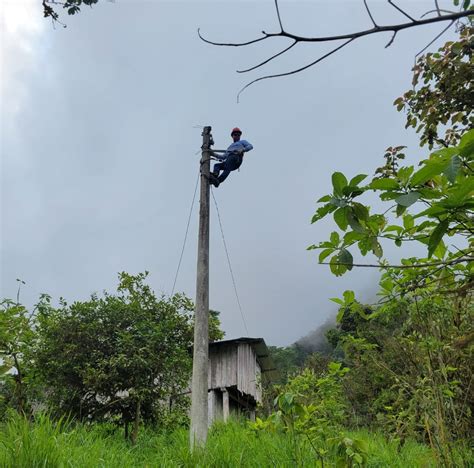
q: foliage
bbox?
[250,362,362,466]
[0,286,50,416]
[309,27,474,467]
[1,412,450,467]
[42,0,99,23]
[33,272,195,441]
[209,310,225,342]
[395,26,473,149]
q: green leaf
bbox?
[459,129,474,160]
[397,166,414,183]
[342,186,364,197]
[444,155,462,183]
[395,192,420,207]
[334,207,349,231]
[330,231,340,246]
[349,174,368,186]
[428,219,449,258]
[330,255,346,277]
[319,248,334,263]
[343,231,364,244]
[347,209,366,233]
[352,203,369,222]
[370,238,383,258]
[317,195,332,203]
[369,178,400,190]
[332,172,348,196]
[343,290,355,303]
[410,161,447,186]
[311,203,336,223]
[442,178,474,207]
[338,249,354,271]
[403,214,414,230]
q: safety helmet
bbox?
[231,127,242,136]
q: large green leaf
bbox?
[459,129,474,160]
[428,219,449,258]
[334,207,349,231]
[349,174,368,186]
[347,209,366,233]
[369,178,400,190]
[319,248,334,263]
[332,172,348,196]
[444,155,462,183]
[410,160,447,186]
[338,249,354,271]
[395,192,421,207]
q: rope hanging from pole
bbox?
[211,188,250,336]
[171,171,200,296]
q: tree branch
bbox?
[274,0,284,32]
[319,255,473,269]
[415,20,455,60]
[236,38,354,102]
[199,11,472,47]
[364,0,378,27]
[387,0,416,22]
[237,41,297,73]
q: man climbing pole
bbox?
[209,128,253,187]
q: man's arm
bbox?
[240,140,253,152]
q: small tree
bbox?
[34,272,195,442]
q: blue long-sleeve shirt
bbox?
[216,140,253,161]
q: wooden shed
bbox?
[206,337,277,425]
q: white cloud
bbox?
[1,0,46,118]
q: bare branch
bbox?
[387,0,416,22]
[198,5,474,98]
[385,30,398,48]
[415,20,455,60]
[434,0,441,17]
[363,0,378,27]
[237,41,297,73]
[274,0,284,32]
[236,38,354,102]
[197,28,269,47]
[199,10,473,47]
[421,9,455,18]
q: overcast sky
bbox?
[1,1,459,346]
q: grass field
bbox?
[0,413,470,467]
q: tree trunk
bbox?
[131,400,141,445]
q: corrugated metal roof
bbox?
[209,337,279,382]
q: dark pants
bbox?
[213,153,243,183]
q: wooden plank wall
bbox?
[209,344,237,389]
[237,343,258,400]
[208,342,262,403]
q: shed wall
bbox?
[208,344,237,389]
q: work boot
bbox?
[209,174,220,187]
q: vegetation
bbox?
[0,412,447,467]
[303,24,473,467]
[0,273,224,444]
[3,3,470,467]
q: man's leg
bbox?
[217,168,231,183]
[213,161,224,177]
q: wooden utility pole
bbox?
[190,125,212,448]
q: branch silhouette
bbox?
[198,0,474,97]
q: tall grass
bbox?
[0,413,470,467]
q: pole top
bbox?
[202,126,212,135]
